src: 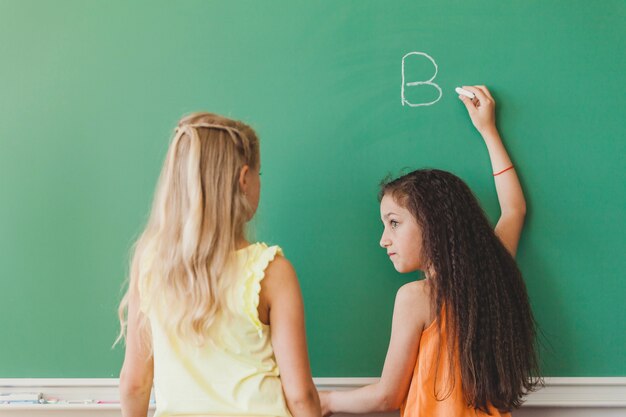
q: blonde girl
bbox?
[117,113,320,417]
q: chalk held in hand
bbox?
[455,87,475,100]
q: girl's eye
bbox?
[390,220,399,229]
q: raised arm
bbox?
[319,281,428,416]
[460,85,526,257]
[262,256,321,417]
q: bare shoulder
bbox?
[258,252,301,325]
[394,280,433,331]
[263,253,298,287]
[396,280,429,303]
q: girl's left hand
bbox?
[318,391,332,417]
[459,85,497,135]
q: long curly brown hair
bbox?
[380,169,540,413]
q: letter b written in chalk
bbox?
[401,52,442,107]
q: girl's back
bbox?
[402,306,510,417]
[141,243,291,417]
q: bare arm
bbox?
[460,85,526,257]
[319,282,428,415]
[119,282,153,417]
[263,256,321,417]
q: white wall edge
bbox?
[0,377,625,409]
[314,377,626,408]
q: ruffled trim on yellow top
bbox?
[242,243,283,338]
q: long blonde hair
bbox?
[117,112,260,347]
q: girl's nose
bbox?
[380,235,390,248]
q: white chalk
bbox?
[455,87,475,99]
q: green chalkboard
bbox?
[1,1,624,378]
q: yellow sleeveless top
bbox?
[139,243,292,417]
[401,309,511,417]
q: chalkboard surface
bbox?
[1,1,624,377]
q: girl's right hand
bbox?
[459,85,497,136]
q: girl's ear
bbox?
[238,165,250,194]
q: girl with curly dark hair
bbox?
[320,86,540,416]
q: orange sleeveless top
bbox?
[401,311,511,417]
